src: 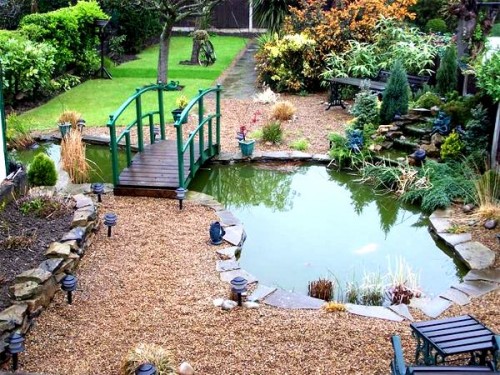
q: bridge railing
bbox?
[176,84,221,188]
[107,84,168,186]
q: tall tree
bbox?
[134,0,224,83]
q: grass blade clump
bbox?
[60,130,90,183]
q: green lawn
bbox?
[21,36,248,130]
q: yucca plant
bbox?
[121,343,176,375]
[60,130,90,183]
[474,170,500,220]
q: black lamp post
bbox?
[94,19,112,79]
[231,276,248,306]
[175,187,187,210]
[61,274,78,304]
[135,363,157,375]
[104,212,117,237]
[8,332,25,371]
[92,182,105,202]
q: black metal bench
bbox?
[325,70,430,110]
[390,335,500,375]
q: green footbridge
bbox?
[107,84,222,198]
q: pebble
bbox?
[484,219,497,230]
[462,203,475,213]
[221,300,238,310]
[243,301,259,309]
[213,298,224,307]
[179,361,195,375]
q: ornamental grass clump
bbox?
[61,130,90,183]
[121,343,176,375]
[262,120,283,144]
[308,277,334,301]
[271,100,296,121]
[386,256,421,305]
[474,170,500,220]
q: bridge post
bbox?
[135,88,144,152]
[107,115,119,186]
[176,124,185,188]
[198,89,205,163]
[158,85,166,140]
[216,84,221,152]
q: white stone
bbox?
[213,298,224,307]
[221,300,238,310]
[179,361,195,375]
[243,301,259,309]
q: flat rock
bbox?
[39,258,64,273]
[439,288,471,306]
[387,303,414,321]
[243,301,260,309]
[247,285,277,302]
[464,269,500,284]
[216,259,240,272]
[429,208,454,219]
[223,225,245,246]
[221,300,238,310]
[220,269,257,284]
[73,194,93,208]
[312,154,331,162]
[0,304,28,326]
[15,268,52,284]
[452,280,498,298]
[10,281,41,300]
[45,242,71,258]
[216,210,241,226]
[216,246,240,260]
[454,241,495,269]
[436,232,472,247]
[345,304,404,322]
[415,297,452,318]
[429,217,452,233]
[61,227,86,244]
[263,289,324,310]
[71,207,96,228]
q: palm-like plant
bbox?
[253,0,299,34]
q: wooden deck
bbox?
[114,140,201,198]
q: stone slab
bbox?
[464,269,500,284]
[263,289,324,310]
[38,258,64,273]
[247,285,277,302]
[219,269,257,284]
[439,288,471,306]
[10,281,41,300]
[61,227,86,244]
[429,208,454,219]
[216,210,241,226]
[216,246,240,260]
[387,303,414,321]
[15,268,52,284]
[429,216,452,233]
[452,280,498,298]
[436,232,472,247]
[216,259,240,272]
[73,194,93,208]
[312,154,331,163]
[0,304,28,325]
[345,304,404,322]
[415,297,452,318]
[223,225,245,246]
[455,241,495,269]
[45,242,71,258]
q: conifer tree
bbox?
[380,60,409,124]
[436,44,458,96]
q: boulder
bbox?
[71,207,97,228]
[484,219,497,230]
[9,281,41,300]
[15,268,52,284]
[45,242,71,258]
[0,304,28,327]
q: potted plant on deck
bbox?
[172,95,189,124]
[236,110,260,156]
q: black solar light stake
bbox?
[104,212,117,237]
[61,274,78,304]
[8,332,25,371]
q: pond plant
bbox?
[61,130,91,184]
[308,277,334,301]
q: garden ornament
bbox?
[430,111,451,136]
[346,128,363,152]
[209,221,225,245]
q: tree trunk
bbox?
[158,22,174,84]
[189,39,202,64]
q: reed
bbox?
[60,130,90,183]
[474,169,500,219]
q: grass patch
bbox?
[21,36,248,130]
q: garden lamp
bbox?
[76,118,86,132]
[135,363,157,375]
[61,274,78,304]
[175,187,187,210]
[92,182,105,202]
[104,212,117,237]
[8,332,25,371]
[94,19,112,79]
[209,221,225,245]
[231,276,248,306]
[59,122,71,138]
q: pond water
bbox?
[190,163,468,297]
[12,142,127,184]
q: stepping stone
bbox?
[220,269,257,284]
[312,154,330,162]
[216,259,240,272]
[223,225,246,246]
[290,151,313,159]
[415,297,452,318]
[464,269,500,284]
[428,216,452,233]
[439,288,470,306]
[345,304,404,322]
[388,303,414,321]
[216,246,241,260]
[429,208,454,219]
[263,289,324,310]
[452,280,498,298]
[455,241,495,269]
[436,232,472,247]
[409,297,432,310]
[247,285,277,302]
[73,194,93,208]
[216,210,241,226]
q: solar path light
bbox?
[61,274,78,304]
[175,187,187,210]
[92,182,104,202]
[8,332,25,371]
[135,363,157,375]
[104,212,117,237]
[231,276,248,306]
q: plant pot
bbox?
[172,108,187,124]
[238,139,255,157]
[58,123,72,138]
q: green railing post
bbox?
[107,115,119,186]
[198,89,204,163]
[135,88,144,152]
[125,131,132,166]
[148,114,155,144]
[216,84,221,152]
[158,86,166,140]
[0,62,7,174]
[176,125,185,188]
[208,118,213,155]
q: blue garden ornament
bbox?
[346,128,364,152]
[8,332,25,371]
[209,221,225,245]
[135,363,157,375]
[413,148,426,162]
[430,111,451,136]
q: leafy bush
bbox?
[18,195,67,217]
[491,23,500,37]
[27,153,58,186]
[262,121,283,143]
[441,94,477,126]
[350,84,380,129]
[425,18,448,33]
[415,91,442,109]
[436,44,458,96]
[290,138,309,151]
[440,131,464,160]
[380,60,410,124]
[475,50,500,102]
[271,101,296,121]
[328,133,369,170]
[463,104,490,155]
[5,113,35,150]
[409,0,448,29]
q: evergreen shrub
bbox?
[28,154,58,186]
[380,60,409,124]
[350,84,380,129]
[463,104,490,154]
[415,92,442,109]
[436,44,458,96]
[425,18,448,33]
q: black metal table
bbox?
[410,315,496,366]
[325,77,386,110]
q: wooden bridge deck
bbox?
[114,140,201,198]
